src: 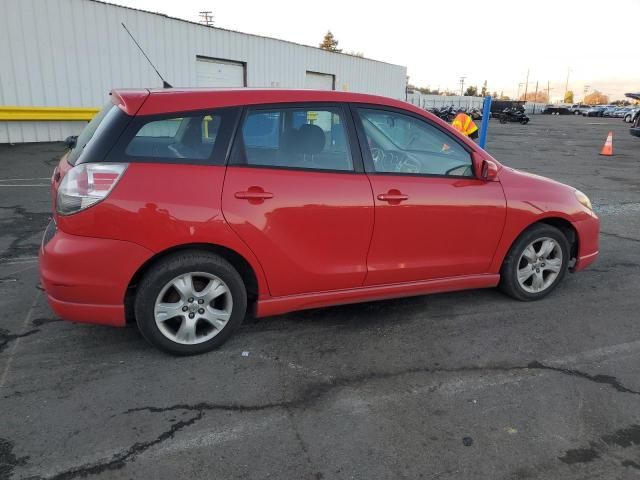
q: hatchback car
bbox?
[40,89,600,355]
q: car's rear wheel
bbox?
[135,251,247,355]
[499,224,570,301]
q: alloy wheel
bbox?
[154,272,233,345]
[516,237,563,294]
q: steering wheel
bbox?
[370,147,384,167]
[395,152,421,174]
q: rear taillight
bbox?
[57,163,127,215]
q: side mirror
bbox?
[481,159,498,181]
[64,135,77,149]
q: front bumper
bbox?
[40,223,154,326]
[572,213,600,272]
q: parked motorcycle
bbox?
[500,107,529,125]
[430,105,457,122]
[468,107,483,120]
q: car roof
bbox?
[111,88,420,117]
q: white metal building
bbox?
[0,0,407,143]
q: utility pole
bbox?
[522,69,530,102]
[199,11,214,26]
[564,67,570,100]
[459,76,466,97]
[532,81,538,114]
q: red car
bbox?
[40,89,599,355]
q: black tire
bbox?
[134,251,247,355]
[499,114,508,124]
[499,223,570,301]
[520,118,529,125]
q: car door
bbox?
[221,103,374,297]
[352,105,506,285]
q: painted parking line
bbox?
[0,185,49,187]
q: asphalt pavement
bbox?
[1,115,640,480]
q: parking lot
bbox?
[1,115,639,479]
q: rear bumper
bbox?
[630,127,640,138]
[572,214,600,272]
[40,224,153,326]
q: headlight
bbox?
[575,190,593,211]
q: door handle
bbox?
[235,191,274,200]
[234,187,273,202]
[377,191,409,203]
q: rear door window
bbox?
[231,106,354,172]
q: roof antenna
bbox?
[121,22,172,88]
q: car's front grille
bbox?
[42,219,57,247]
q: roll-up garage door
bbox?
[196,56,245,87]
[305,71,335,90]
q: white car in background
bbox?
[624,107,639,123]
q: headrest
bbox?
[297,124,325,155]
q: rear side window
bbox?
[232,106,353,172]
[107,108,238,165]
[68,104,128,166]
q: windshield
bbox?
[67,103,117,165]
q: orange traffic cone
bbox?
[600,131,614,156]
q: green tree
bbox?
[319,31,342,52]
[563,90,574,103]
[464,85,478,96]
[481,80,488,97]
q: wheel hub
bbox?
[516,237,563,294]
[153,272,233,345]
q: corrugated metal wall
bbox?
[0,0,407,143]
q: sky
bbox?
[108,0,640,101]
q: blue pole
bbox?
[479,95,492,149]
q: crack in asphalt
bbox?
[0,328,39,353]
[0,205,50,260]
[40,361,640,479]
[527,361,640,395]
[601,231,640,244]
[0,437,30,480]
[46,411,204,480]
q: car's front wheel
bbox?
[135,251,247,355]
[499,224,570,301]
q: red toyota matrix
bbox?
[40,89,599,355]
